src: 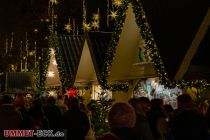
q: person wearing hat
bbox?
[98,102,138,140]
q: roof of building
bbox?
[57,35,84,86]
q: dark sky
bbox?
[0,0,108,44]
[0,0,109,71]
[141,0,210,81]
[0,0,47,33]
[0,0,210,81]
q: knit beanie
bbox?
[108,102,136,129]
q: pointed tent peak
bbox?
[45,48,62,87]
[75,39,97,84]
[109,3,155,82]
[51,34,85,88]
[86,31,113,74]
[98,0,172,89]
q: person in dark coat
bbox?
[129,98,154,140]
[62,97,90,140]
[99,102,138,140]
[147,98,168,140]
[0,95,22,139]
[170,94,209,140]
[29,98,49,130]
[44,96,62,130]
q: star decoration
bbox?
[29,51,35,56]
[50,0,59,5]
[92,21,100,30]
[64,23,72,33]
[110,11,118,20]
[54,15,57,19]
[83,22,91,31]
[113,0,122,7]
[92,13,100,21]
[47,71,55,78]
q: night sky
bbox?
[0,0,109,72]
[0,0,108,48]
[0,0,210,81]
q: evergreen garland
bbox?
[47,0,210,92]
[99,0,130,91]
[88,92,114,138]
[48,34,70,92]
[131,0,173,87]
[39,48,50,91]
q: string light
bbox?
[47,0,210,91]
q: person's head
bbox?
[164,104,174,118]
[46,96,56,105]
[150,98,164,109]
[177,94,193,108]
[108,102,136,130]
[32,98,43,107]
[128,98,139,110]
[164,104,174,113]
[138,97,150,112]
[69,97,80,110]
[129,98,144,115]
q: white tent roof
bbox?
[109,4,156,82]
[75,39,97,84]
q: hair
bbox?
[47,96,56,105]
[32,98,43,107]
[69,97,80,110]
[177,94,193,108]
[164,104,174,113]
[150,98,163,109]
[108,102,136,130]
[139,97,150,105]
[128,98,139,110]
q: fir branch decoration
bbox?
[99,0,129,91]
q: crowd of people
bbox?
[100,94,210,140]
[0,93,91,140]
[1,93,210,140]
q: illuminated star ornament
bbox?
[92,21,99,30]
[47,71,55,78]
[83,22,91,31]
[110,11,118,20]
[50,0,59,5]
[113,0,122,7]
[29,51,35,56]
[92,13,100,21]
[64,23,72,33]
